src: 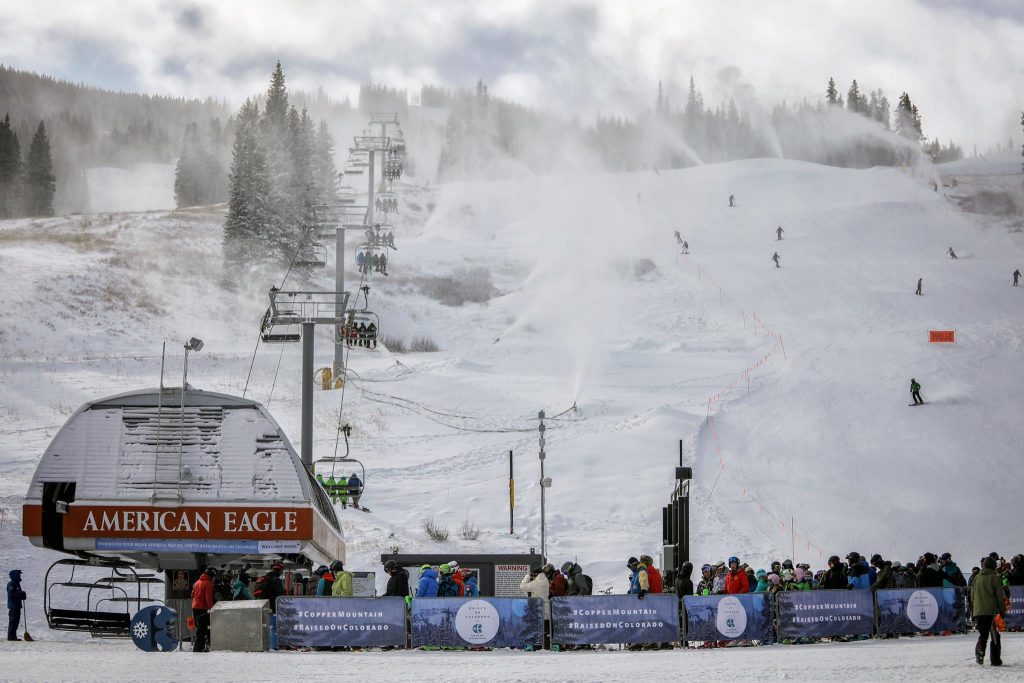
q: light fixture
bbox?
[185,337,204,353]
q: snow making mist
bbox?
[496,174,649,404]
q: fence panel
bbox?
[410,597,544,648]
[276,597,407,648]
[551,595,679,646]
[776,589,874,639]
[683,593,774,642]
[1004,586,1024,630]
[876,588,966,635]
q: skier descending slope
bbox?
[772,252,781,268]
[776,226,784,240]
[910,378,924,406]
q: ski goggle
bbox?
[701,564,712,572]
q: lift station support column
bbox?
[301,321,315,471]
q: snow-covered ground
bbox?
[0,633,1019,681]
[2,157,1023,671]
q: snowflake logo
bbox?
[132,621,150,639]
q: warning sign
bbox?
[494,564,530,597]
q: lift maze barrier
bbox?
[776,590,874,639]
[1007,587,1024,630]
[875,587,967,635]
[411,597,545,649]
[551,595,680,646]
[277,597,407,648]
[683,593,774,643]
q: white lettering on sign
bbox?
[82,509,213,533]
[223,511,297,533]
[77,507,299,532]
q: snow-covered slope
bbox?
[2,159,1023,623]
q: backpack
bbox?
[252,575,270,600]
[437,575,459,597]
[582,575,594,595]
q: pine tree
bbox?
[826,77,839,106]
[314,119,338,202]
[0,113,22,217]
[847,80,866,115]
[894,92,922,141]
[24,120,55,216]
[174,122,205,207]
[224,98,270,261]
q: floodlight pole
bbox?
[334,225,345,376]
[368,148,375,225]
[538,410,548,562]
[301,321,315,472]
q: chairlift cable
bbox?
[243,249,301,397]
[266,344,286,409]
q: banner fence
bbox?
[683,593,774,642]
[551,595,679,645]
[875,588,967,635]
[410,597,544,649]
[276,597,407,648]
[1006,587,1024,630]
[233,587,982,650]
[776,589,874,639]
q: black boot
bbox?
[976,646,985,665]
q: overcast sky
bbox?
[1,0,1022,150]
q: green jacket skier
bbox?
[910,379,923,405]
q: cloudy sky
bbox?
[1,0,1022,149]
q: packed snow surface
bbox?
[1,158,1023,675]
[0,634,1019,681]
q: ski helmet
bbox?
[560,562,575,575]
[383,560,398,572]
[728,556,739,567]
[329,560,344,573]
[439,563,451,575]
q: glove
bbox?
[637,589,647,600]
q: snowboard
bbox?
[908,402,927,407]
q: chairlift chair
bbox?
[364,224,396,250]
[44,558,163,638]
[260,306,302,344]
[337,185,358,204]
[343,159,364,175]
[294,243,327,268]
[314,457,366,500]
[337,309,380,349]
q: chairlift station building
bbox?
[22,387,346,570]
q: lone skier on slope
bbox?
[910,378,924,405]
[947,247,958,259]
[729,194,735,207]
[674,230,683,244]
[772,252,781,268]
[916,278,923,296]
[1013,269,1020,286]
[777,226,784,240]
[681,241,689,254]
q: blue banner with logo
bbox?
[683,593,774,642]
[1002,587,1024,630]
[876,588,967,634]
[411,598,544,648]
[776,589,874,638]
[550,595,679,645]
[276,597,407,648]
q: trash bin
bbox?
[209,600,271,651]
